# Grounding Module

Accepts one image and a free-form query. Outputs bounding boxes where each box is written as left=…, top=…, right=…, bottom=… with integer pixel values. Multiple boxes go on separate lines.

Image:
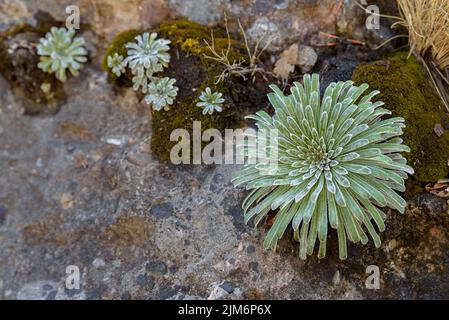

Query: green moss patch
left=352, top=52, right=449, bottom=183
left=104, top=19, right=267, bottom=161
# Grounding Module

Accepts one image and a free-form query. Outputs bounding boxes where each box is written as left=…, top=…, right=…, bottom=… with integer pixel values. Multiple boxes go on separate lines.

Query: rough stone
left=150, top=203, right=174, bottom=219
left=146, top=260, right=168, bottom=275
left=337, top=0, right=401, bottom=49
left=158, top=284, right=176, bottom=299
left=2, top=62, right=448, bottom=298
left=246, top=245, right=255, bottom=255
left=207, top=283, right=229, bottom=300
left=297, top=45, right=318, bottom=73
left=165, top=0, right=221, bottom=26
left=248, top=262, right=259, bottom=273
left=92, top=258, right=106, bottom=268
left=46, top=290, right=57, bottom=300
left=0, top=205, right=7, bottom=225
left=136, top=273, right=155, bottom=289
left=219, top=281, right=234, bottom=294
left=0, top=0, right=170, bottom=41
left=0, top=0, right=398, bottom=52
left=0, top=1, right=448, bottom=301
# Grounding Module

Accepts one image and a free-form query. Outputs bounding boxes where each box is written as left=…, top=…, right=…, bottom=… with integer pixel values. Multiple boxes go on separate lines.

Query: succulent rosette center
left=232, top=73, right=414, bottom=260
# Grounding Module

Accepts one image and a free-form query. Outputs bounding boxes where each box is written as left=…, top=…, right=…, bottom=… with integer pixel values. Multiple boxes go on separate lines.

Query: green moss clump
left=352, top=52, right=449, bottom=183
left=103, top=19, right=250, bottom=161
left=151, top=19, right=249, bottom=161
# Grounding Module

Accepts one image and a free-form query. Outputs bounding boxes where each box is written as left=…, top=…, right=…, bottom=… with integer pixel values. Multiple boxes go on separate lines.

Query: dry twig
left=203, top=14, right=275, bottom=84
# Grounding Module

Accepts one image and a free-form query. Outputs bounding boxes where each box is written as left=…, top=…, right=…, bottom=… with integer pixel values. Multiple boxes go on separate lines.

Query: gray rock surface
left=1, top=63, right=449, bottom=299
left=1, top=0, right=449, bottom=301
left=1, top=0, right=399, bottom=49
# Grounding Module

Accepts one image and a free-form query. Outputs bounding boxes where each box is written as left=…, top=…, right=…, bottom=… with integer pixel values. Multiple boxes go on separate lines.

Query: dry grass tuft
left=355, top=0, right=449, bottom=110
left=394, top=0, right=449, bottom=110
left=394, top=0, right=449, bottom=71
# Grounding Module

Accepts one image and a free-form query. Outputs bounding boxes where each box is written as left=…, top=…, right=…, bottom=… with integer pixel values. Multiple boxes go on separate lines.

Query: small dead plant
left=203, top=15, right=275, bottom=84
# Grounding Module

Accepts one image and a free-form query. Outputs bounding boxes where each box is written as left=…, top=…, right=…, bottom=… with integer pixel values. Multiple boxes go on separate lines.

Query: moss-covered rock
left=103, top=19, right=267, bottom=161
left=352, top=52, right=449, bottom=183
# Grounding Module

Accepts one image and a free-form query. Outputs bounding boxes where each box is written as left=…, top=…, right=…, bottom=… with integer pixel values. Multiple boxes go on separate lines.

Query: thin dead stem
left=203, top=14, right=275, bottom=84
left=371, top=34, right=409, bottom=50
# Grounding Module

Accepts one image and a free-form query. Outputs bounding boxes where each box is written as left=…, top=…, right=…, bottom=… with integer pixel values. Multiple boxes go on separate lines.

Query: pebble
left=105, top=136, right=128, bottom=147
left=332, top=270, right=341, bottom=286
left=246, top=245, right=256, bottom=254
left=146, top=260, right=168, bottom=275
left=150, top=202, right=174, bottom=219
left=207, top=285, right=228, bottom=300
left=136, top=274, right=155, bottom=289
left=92, top=258, right=106, bottom=268
left=297, top=45, right=318, bottom=73
left=219, top=281, right=234, bottom=294
left=46, top=290, right=58, bottom=300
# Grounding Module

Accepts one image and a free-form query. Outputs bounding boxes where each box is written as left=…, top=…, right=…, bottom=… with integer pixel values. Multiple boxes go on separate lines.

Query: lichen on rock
left=352, top=52, right=449, bottom=183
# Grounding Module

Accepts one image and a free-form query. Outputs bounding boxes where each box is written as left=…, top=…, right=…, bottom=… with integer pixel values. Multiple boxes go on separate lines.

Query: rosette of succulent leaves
left=124, top=32, right=171, bottom=93
left=144, top=77, right=178, bottom=111
left=196, top=87, right=225, bottom=115
left=37, top=27, right=88, bottom=82
left=232, top=74, right=414, bottom=260
left=107, top=53, right=126, bottom=77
